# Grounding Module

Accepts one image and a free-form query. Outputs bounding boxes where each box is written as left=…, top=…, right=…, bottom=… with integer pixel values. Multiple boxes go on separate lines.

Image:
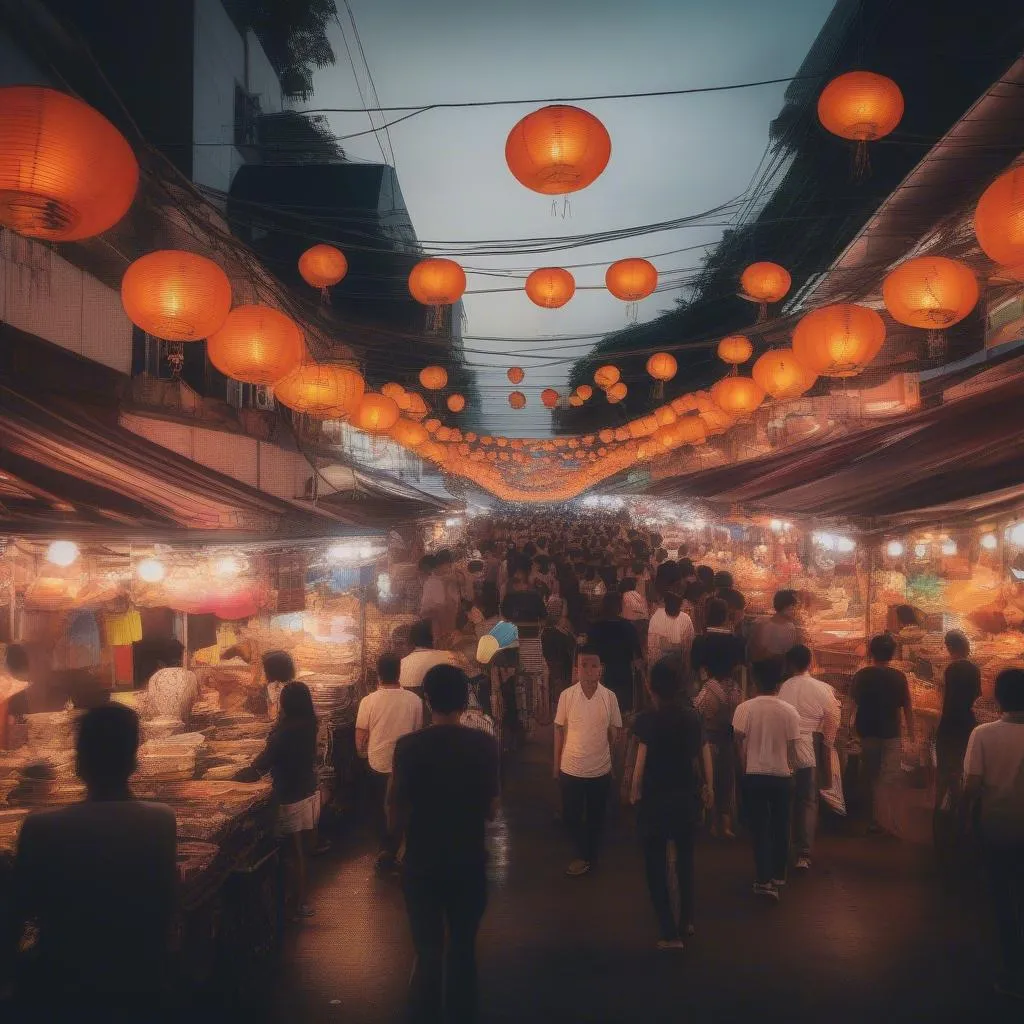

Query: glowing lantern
left=419, top=366, right=449, bottom=391
left=599, top=428, right=615, bottom=444
left=675, top=417, right=707, bottom=445
left=298, top=244, right=348, bottom=298
left=436, top=426, right=452, bottom=442
left=740, top=262, right=791, bottom=320
left=646, top=352, right=677, bottom=382
left=975, top=167, right=1024, bottom=278
left=614, top=426, right=630, bottom=442
left=575, top=384, right=593, bottom=401
left=274, top=363, right=366, bottom=419
left=408, top=259, right=466, bottom=305
left=594, top=365, right=621, bottom=390
left=390, top=418, right=428, bottom=448
left=525, top=267, right=576, bottom=308
left=717, top=335, right=754, bottom=365
left=654, top=405, right=677, bottom=427
left=752, top=349, right=817, bottom=401
left=353, top=393, right=400, bottom=433
left=817, top=71, right=903, bottom=176
left=504, top=104, right=611, bottom=195
left=424, top=418, right=441, bottom=435
left=509, top=391, right=527, bottom=410
left=0, top=86, right=138, bottom=241
left=207, top=305, right=304, bottom=385
left=606, top=259, right=658, bottom=302
left=541, top=388, right=560, bottom=409
left=507, top=367, right=525, bottom=384
left=465, top=432, right=478, bottom=443
left=882, top=256, right=979, bottom=329
left=447, top=393, right=466, bottom=413
left=670, top=393, right=699, bottom=415
left=406, top=392, right=428, bottom=421
left=792, top=303, right=886, bottom=378
left=710, top=375, right=765, bottom=419
left=381, top=383, right=410, bottom=410
left=607, top=382, right=628, bottom=403
left=569, top=394, right=584, bottom=407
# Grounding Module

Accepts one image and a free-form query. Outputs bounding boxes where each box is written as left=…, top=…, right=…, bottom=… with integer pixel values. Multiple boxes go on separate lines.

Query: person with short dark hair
left=647, top=591, right=695, bottom=669
left=850, top=633, right=913, bottom=836
left=691, top=598, right=745, bottom=682
left=6, top=705, right=177, bottom=1014
left=400, top=619, right=456, bottom=690
left=962, top=668, right=1024, bottom=998
left=591, top=591, right=645, bottom=712
left=732, top=658, right=800, bottom=900
left=356, top=653, right=424, bottom=871
left=748, top=590, right=802, bottom=661
left=389, top=664, right=499, bottom=1024
left=935, top=630, right=981, bottom=821
left=630, top=659, right=707, bottom=949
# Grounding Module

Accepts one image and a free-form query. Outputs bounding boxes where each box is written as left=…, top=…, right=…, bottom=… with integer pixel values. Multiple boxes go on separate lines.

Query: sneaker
left=565, top=859, right=591, bottom=877
left=656, top=938, right=686, bottom=951
left=795, top=857, right=811, bottom=871
left=752, top=882, right=779, bottom=901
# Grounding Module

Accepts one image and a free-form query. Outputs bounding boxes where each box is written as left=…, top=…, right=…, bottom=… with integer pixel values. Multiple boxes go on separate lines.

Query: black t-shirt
left=850, top=665, right=911, bottom=740
left=541, top=625, right=575, bottom=681
left=691, top=630, right=745, bottom=680
left=392, top=724, right=500, bottom=874
left=251, top=718, right=318, bottom=804
left=633, top=702, right=703, bottom=832
left=501, top=589, right=546, bottom=623
left=591, top=618, right=642, bottom=679
left=938, top=659, right=981, bottom=739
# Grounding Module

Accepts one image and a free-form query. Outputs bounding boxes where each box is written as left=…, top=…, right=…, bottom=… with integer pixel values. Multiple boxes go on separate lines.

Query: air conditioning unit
left=254, top=385, right=275, bottom=411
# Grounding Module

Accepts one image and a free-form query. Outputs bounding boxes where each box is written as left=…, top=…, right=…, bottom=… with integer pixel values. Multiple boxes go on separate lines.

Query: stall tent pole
left=865, top=520, right=876, bottom=642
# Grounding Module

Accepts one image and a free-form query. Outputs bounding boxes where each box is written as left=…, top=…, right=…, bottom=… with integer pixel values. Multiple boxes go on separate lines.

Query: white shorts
left=276, top=792, right=321, bottom=836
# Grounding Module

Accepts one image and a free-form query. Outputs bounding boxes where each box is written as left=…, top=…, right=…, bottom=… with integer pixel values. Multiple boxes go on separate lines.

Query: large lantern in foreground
left=0, top=86, right=139, bottom=241
left=207, top=305, right=305, bottom=385
left=274, top=363, right=365, bottom=419
left=882, top=256, right=979, bottom=329
left=606, top=258, right=658, bottom=302
left=710, top=375, right=765, bottom=419
left=752, top=349, right=817, bottom=401
left=740, top=262, right=791, bottom=320
left=505, top=105, right=611, bottom=195
left=525, top=267, right=576, bottom=308
left=419, top=365, right=448, bottom=391
left=121, top=250, right=231, bottom=341
left=975, top=167, right=1024, bottom=278
left=817, top=71, right=903, bottom=176
left=352, top=392, right=400, bottom=433
left=408, top=258, right=466, bottom=305
left=792, top=303, right=885, bottom=378
left=299, top=244, right=348, bottom=296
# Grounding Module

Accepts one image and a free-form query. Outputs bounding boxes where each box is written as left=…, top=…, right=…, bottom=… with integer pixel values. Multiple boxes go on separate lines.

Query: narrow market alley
left=273, top=734, right=1017, bottom=1024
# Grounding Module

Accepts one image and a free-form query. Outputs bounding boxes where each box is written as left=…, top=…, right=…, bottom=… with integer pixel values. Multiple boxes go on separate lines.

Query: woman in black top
left=591, top=591, right=644, bottom=713
left=935, top=630, right=981, bottom=814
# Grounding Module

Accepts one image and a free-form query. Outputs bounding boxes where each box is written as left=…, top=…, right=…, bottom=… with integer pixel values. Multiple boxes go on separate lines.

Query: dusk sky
left=308, top=0, right=835, bottom=434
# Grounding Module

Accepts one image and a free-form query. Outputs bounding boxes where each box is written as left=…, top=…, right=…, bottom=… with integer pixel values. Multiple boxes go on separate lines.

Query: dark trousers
left=403, top=868, right=488, bottom=1024
left=743, top=774, right=793, bottom=884
left=560, top=772, right=611, bottom=863
left=984, top=843, right=1024, bottom=980
left=793, top=766, right=818, bottom=858
left=369, top=768, right=399, bottom=859
left=641, top=826, right=695, bottom=941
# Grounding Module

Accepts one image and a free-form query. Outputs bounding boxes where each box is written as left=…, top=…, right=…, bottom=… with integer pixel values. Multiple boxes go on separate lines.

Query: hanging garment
left=103, top=610, right=143, bottom=647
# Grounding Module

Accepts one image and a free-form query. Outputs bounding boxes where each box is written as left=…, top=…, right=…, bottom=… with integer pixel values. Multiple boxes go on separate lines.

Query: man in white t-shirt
left=962, top=667, right=1024, bottom=998
left=779, top=644, right=841, bottom=871
left=357, top=652, right=424, bottom=871
left=553, top=642, right=623, bottom=877
left=646, top=592, right=694, bottom=665
left=733, top=657, right=800, bottom=900
left=400, top=620, right=456, bottom=691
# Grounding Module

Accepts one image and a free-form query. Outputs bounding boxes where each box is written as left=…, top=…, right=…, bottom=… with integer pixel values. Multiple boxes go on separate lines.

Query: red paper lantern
left=541, top=388, right=560, bottom=409
left=505, top=105, right=611, bottom=195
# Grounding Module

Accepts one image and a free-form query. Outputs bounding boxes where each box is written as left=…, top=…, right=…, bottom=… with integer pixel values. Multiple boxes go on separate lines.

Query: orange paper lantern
left=882, top=256, right=979, bottom=329
left=710, top=375, right=765, bottom=418
left=409, top=259, right=466, bottom=305
left=207, top=305, right=305, bottom=385
left=607, top=382, right=628, bottom=403
left=569, top=394, right=584, bottom=407
left=541, top=388, right=560, bottom=409
left=274, top=363, right=365, bottom=419
left=740, top=262, right=791, bottom=319
left=507, top=367, right=525, bottom=384
left=525, top=267, right=576, bottom=308
left=298, top=244, right=348, bottom=289
left=508, top=391, right=527, bottom=410
left=975, top=167, right=1024, bottom=277
left=121, top=250, right=231, bottom=341
left=575, top=384, right=593, bottom=401
left=447, top=393, right=466, bottom=413
left=752, top=349, right=817, bottom=401
left=792, top=303, right=886, bottom=378
left=646, top=352, right=678, bottom=382
left=390, top=418, right=429, bottom=448
left=818, top=71, right=904, bottom=142
left=406, top=392, right=428, bottom=421
left=606, top=258, right=658, bottom=302
left=353, top=393, right=400, bottom=433
left=717, top=335, right=754, bottom=365
left=594, top=365, right=621, bottom=389
left=419, top=366, right=449, bottom=391
left=381, top=382, right=409, bottom=408
left=0, top=86, right=138, bottom=241
left=505, top=105, right=611, bottom=195
left=599, top=428, right=615, bottom=444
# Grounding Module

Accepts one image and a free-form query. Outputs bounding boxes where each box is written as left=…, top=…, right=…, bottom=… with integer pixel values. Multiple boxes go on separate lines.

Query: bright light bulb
left=980, top=534, right=998, bottom=551
left=770, top=519, right=783, bottom=533
left=137, top=558, right=166, bottom=583
left=836, top=537, right=856, bottom=553
left=445, top=517, right=462, bottom=528
left=46, top=540, right=79, bottom=567
left=1009, top=523, right=1024, bottom=547
left=941, top=539, right=957, bottom=556
left=886, top=540, right=904, bottom=558
left=914, top=542, right=929, bottom=559
left=213, top=556, right=241, bottom=578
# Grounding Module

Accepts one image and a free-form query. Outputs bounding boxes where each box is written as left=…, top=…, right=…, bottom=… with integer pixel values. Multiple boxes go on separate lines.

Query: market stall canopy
left=648, top=360, right=1024, bottom=530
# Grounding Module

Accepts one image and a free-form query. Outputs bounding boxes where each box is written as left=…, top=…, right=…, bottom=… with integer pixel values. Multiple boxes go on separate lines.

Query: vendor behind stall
left=143, top=639, right=198, bottom=729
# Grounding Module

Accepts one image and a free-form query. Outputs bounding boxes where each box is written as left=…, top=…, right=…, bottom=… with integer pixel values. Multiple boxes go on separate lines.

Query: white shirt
left=733, top=695, right=801, bottom=777
left=420, top=576, right=447, bottom=618
left=554, top=683, right=623, bottom=779
left=622, top=590, right=648, bottom=621
left=964, top=718, right=1024, bottom=843
left=399, top=649, right=456, bottom=689
left=647, top=609, right=695, bottom=663
left=778, top=672, right=842, bottom=769
left=356, top=686, right=424, bottom=773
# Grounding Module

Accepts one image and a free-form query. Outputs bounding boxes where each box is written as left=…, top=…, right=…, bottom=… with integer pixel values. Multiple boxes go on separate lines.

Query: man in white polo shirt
left=357, top=652, right=424, bottom=871
left=553, top=640, right=623, bottom=877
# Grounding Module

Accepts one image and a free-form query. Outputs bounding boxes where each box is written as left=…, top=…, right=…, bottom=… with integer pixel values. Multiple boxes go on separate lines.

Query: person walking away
left=733, top=658, right=800, bottom=900
left=647, top=592, right=695, bottom=670
left=748, top=590, right=802, bottom=662
left=500, top=568, right=546, bottom=636
left=389, top=664, right=500, bottom=1024
left=356, top=653, right=424, bottom=872
left=554, top=641, right=623, bottom=876
left=591, top=591, right=645, bottom=713
left=4, top=704, right=176, bottom=1019
left=541, top=597, right=576, bottom=710
left=621, top=576, right=650, bottom=658
left=400, top=620, right=457, bottom=693
left=630, top=660, right=708, bottom=950
left=961, top=668, right=1024, bottom=999
left=849, top=633, right=913, bottom=836
left=935, top=630, right=981, bottom=826
left=778, top=644, right=841, bottom=870
left=691, top=599, right=745, bottom=684
left=242, top=670, right=319, bottom=918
